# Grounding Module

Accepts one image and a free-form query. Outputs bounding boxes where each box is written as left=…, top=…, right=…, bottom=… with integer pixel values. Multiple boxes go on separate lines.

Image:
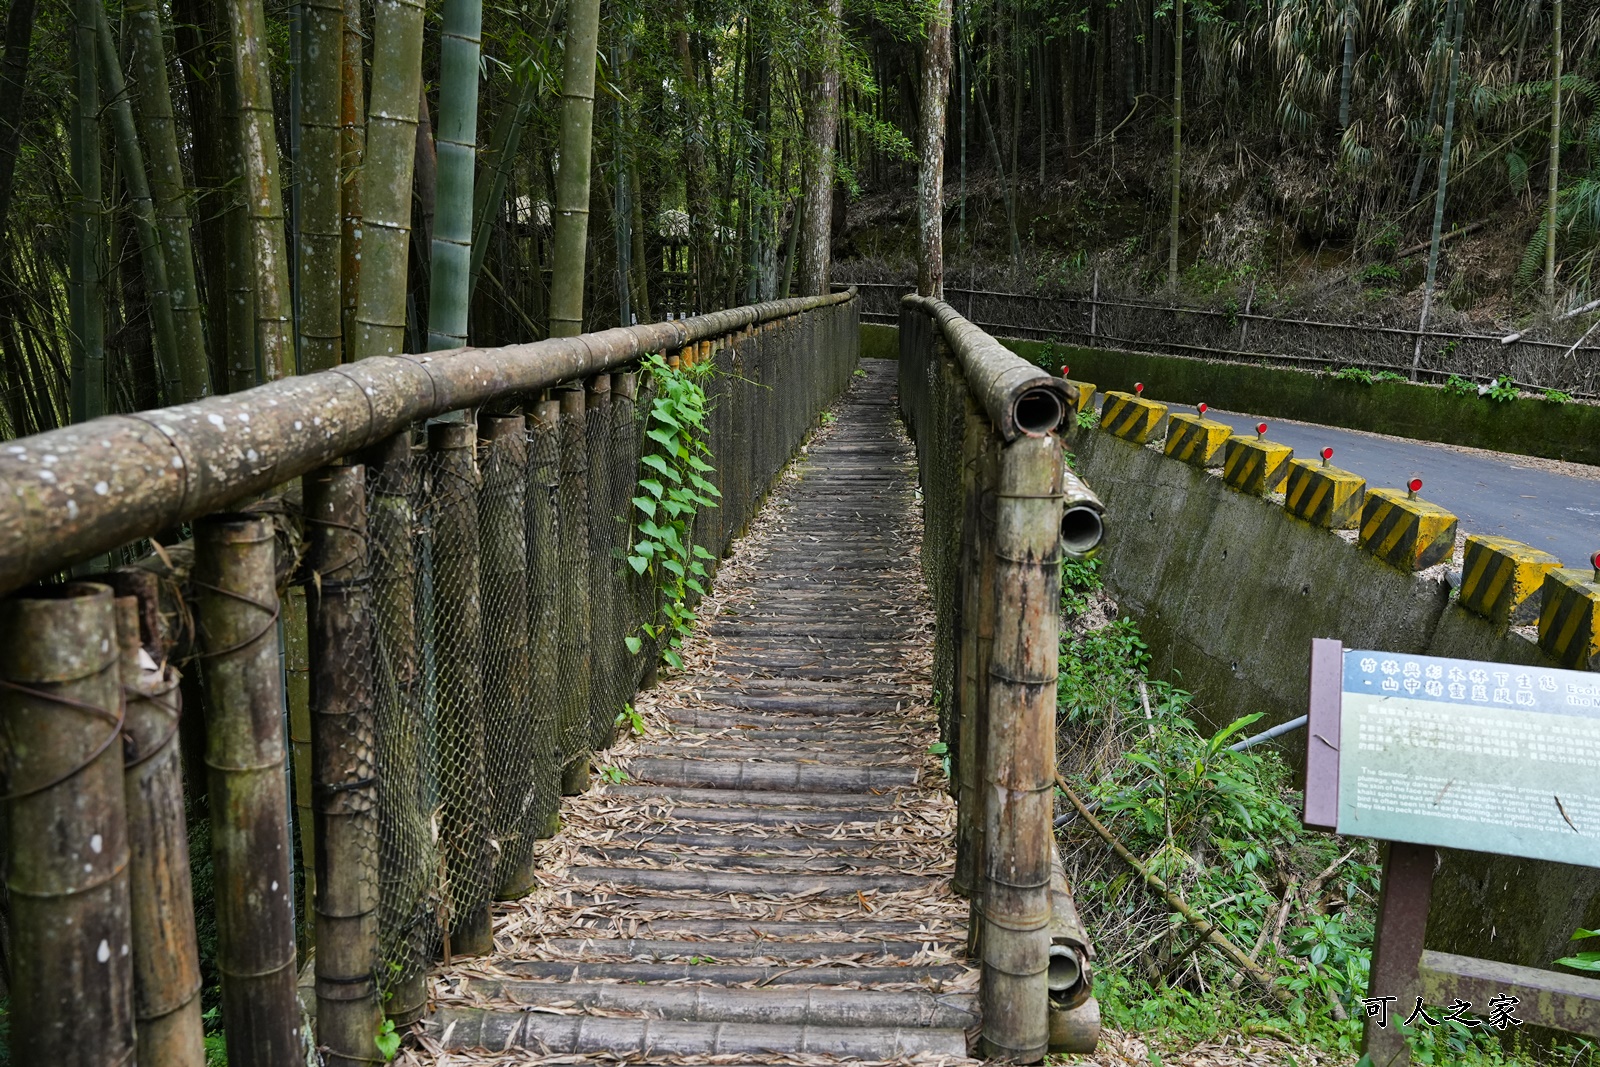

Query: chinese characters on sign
left=1337, top=650, right=1600, bottom=868
left=1360, top=995, right=1524, bottom=1032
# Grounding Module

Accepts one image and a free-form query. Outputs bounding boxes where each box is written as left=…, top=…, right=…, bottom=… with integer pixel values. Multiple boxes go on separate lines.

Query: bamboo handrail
left=0, top=290, right=854, bottom=597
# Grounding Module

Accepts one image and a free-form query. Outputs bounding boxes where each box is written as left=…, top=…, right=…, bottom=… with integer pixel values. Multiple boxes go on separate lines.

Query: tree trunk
left=428, top=0, right=482, bottom=350
left=353, top=0, right=425, bottom=358
left=1544, top=0, right=1561, bottom=301
left=69, top=0, right=105, bottom=422
left=298, top=0, right=343, bottom=371
left=548, top=0, right=602, bottom=337
left=798, top=0, right=842, bottom=297
left=917, top=0, right=952, bottom=298
left=228, top=0, right=294, bottom=380
left=1167, top=0, right=1183, bottom=292
left=1409, top=0, right=1465, bottom=380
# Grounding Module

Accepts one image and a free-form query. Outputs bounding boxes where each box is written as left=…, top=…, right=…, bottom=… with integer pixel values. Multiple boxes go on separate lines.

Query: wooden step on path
left=414, top=362, right=981, bottom=1064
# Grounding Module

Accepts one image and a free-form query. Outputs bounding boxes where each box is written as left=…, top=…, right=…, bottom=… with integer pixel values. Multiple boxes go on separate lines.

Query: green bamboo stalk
left=1167, top=0, right=1183, bottom=292
left=304, top=464, right=384, bottom=1067
left=227, top=0, right=294, bottom=380
left=469, top=72, right=538, bottom=306
left=427, top=0, right=483, bottom=350
left=96, top=7, right=180, bottom=405
left=339, top=0, right=365, bottom=361
left=69, top=0, right=105, bottom=422
left=354, top=0, right=426, bottom=357
left=223, top=46, right=256, bottom=394
left=548, top=0, right=602, bottom=337
left=114, top=588, right=205, bottom=1067
left=299, top=0, right=344, bottom=371
left=283, top=584, right=316, bottom=951
left=0, top=582, right=135, bottom=1064
left=1409, top=0, right=1464, bottom=380
left=195, top=515, right=303, bottom=1064
left=122, top=0, right=211, bottom=401
left=427, top=422, right=495, bottom=957
left=1545, top=0, right=1562, bottom=302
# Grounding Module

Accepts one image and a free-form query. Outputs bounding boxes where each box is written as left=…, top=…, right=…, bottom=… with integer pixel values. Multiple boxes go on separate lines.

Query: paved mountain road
left=1185, top=407, right=1599, bottom=567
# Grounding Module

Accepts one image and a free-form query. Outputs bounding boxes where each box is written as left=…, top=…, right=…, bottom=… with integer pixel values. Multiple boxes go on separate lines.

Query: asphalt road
left=1178, top=408, right=1600, bottom=568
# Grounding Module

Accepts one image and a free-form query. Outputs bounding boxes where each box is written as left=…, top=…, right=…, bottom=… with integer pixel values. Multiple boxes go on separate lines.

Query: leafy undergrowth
left=1053, top=554, right=1592, bottom=1067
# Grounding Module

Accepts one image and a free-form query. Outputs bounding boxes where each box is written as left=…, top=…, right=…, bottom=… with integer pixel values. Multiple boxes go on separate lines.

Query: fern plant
left=625, top=351, right=721, bottom=671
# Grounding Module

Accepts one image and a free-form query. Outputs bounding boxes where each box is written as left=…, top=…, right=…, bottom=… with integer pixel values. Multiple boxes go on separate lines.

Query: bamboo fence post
left=585, top=373, right=617, bottom=751
left=284, top=583, right=316, bottom=951
left=953, top=393, right=991, bottom=899
left=362, top=431, right=431, bottom=1023
left=527, top=398, right=565, bottom=836
left=115, top=588, right=206, bottom=1066
left=0, top=582, right=134, bottom=1065
left=428, top=421, right=495, bottom=958
left=979, top=433, right=1063, bottom=1063
left=559, top=386, right=594, bottom=794
left=304, top=464, right=385, bottom=1066
left=479, top=413, right=538, bottom=898
left=194, top=514, right=302, bottom=1063
left=613, top=370, right=644, bottom=690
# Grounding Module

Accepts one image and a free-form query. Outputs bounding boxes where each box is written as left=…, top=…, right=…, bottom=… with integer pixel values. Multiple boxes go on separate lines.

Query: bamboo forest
left=3, top=0, right=1600, bottom=1065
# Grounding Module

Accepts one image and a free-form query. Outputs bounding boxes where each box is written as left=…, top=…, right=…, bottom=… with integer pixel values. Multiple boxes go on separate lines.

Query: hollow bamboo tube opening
left=115, top=590, right=205, bottom=1067
left=0, top=581, right=135, bottom=1066
left=305, top=464, right=385, bottom=1066
left=194, top=514, right=303, bottom=1064
left=426, top=422, right=495, bottom=959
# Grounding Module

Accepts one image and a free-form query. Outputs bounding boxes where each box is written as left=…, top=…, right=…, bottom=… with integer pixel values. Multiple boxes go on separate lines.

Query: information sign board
left=1333, top=648, right=1600, bottom=867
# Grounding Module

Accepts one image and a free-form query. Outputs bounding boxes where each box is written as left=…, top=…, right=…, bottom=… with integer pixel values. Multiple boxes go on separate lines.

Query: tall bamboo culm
left=339, top=0, right=365, bottom=360
left=427, top=0, right=483, bottom=349
left=113, top=581, right=206, bottom=1067
left=305, top=464, right=385, bottom=1066
left=299, top=0, right=344, bottom=371
left=0, top=583, right=134, bottom=1065
left=69, top=0, right=104, bottom=422
left=195, top=515, right=302, bottom=1063
left=124, top=0, right=211, bottom=400
left=548, top=0, right=603, bottom=337
left=354, top=0, right=425, bottom=358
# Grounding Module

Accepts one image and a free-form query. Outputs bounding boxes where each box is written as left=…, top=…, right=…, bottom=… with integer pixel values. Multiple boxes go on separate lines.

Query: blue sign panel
left=1337, top=649, right=1600, bottom=867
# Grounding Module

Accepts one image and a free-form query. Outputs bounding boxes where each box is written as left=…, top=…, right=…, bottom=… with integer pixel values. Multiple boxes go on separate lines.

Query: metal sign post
left=1305, top=638, right=1600, bottom=1065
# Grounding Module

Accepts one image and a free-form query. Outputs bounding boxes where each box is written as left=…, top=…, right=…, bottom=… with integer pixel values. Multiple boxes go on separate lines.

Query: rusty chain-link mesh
left=280, top=300, right=860, bottom=1010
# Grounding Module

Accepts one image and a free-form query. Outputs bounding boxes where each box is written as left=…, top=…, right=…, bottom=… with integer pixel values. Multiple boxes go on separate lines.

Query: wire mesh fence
left=0, top=293, right=859, bottom=1061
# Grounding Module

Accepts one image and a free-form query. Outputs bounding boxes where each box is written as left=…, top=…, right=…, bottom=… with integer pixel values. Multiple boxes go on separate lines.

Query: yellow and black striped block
left=1164, top=413, right=1233, bottom=467
left=1222, top=438, right=1293, bottom=496
left=1358, top=487, right=1457, bottom=572
left=1099, top=391, right=1167, bottom=444
left=1065, top=378, right=1097, bottom=413
left=1538, top=569, right=1600, bottom=670
left=1458, top=534, right=1562, bottom=626
left=1283, top=459, right=1365, bottom=529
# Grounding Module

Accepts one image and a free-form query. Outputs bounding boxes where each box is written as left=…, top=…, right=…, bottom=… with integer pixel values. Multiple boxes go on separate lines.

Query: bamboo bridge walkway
left=415, top=360, right=979, bottom=1062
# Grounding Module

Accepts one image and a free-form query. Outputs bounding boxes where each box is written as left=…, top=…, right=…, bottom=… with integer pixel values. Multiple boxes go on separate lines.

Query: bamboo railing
left=899, top=294, right=1104, bottom=1061
left=0, top=291, right=858, bottom=1065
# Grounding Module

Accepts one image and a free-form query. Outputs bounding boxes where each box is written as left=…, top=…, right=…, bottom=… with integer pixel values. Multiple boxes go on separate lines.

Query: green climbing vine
left=625, top=351, right=720, bottom=671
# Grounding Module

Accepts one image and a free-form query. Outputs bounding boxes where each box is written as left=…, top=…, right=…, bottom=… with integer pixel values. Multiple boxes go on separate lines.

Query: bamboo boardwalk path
left=412, top=360, right=980, bottom=1064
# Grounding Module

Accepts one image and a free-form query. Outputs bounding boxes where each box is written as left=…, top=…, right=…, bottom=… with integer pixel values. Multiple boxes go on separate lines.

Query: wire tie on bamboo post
left=0, top=673, right=127, bottom=801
